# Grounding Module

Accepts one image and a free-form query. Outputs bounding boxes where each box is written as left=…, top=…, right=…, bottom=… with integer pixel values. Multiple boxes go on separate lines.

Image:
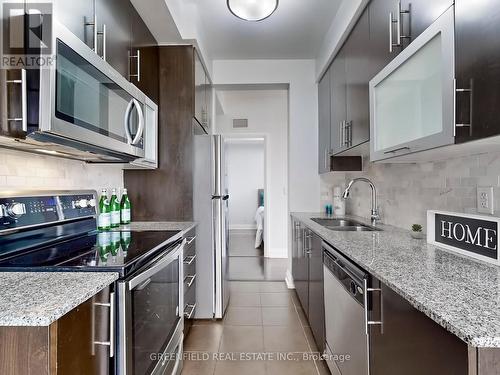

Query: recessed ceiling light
left=227, top=0, right=278, bottom=22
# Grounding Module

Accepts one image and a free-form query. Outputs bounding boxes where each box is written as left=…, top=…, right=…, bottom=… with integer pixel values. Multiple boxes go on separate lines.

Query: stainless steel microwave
left=0, top=18, right=154, bottom=162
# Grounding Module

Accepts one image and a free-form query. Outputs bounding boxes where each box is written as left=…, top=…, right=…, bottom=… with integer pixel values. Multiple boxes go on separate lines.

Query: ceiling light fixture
left=227, top=0, right=279, bottom=21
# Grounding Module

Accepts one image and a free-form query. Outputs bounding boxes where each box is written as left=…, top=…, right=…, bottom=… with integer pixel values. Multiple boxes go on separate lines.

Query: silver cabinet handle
left=93, top=291, right=115, bottom=358
left=339, top=121, right=345, bottom=148
left=97, top=24, right=106, bottom=60
left=186, top=236, right=196, bottom=245
left=6, top=69, right=27, bottom=132
left=390, top=2, right=411, bottom=52
left=184, top=274, right=196, bottom=288
left=383, top=146, right=410, bottom=154
left=84, top=0, right=97, bottom=52
left=363, top=279, right=383, bottom=335
left=184, top=303, right=196, bottom=319
left=183, top=254, right=196, bottom=265
left=128, top=49, right=141, bottom=82
left=455, top=78, right=474, bottom=136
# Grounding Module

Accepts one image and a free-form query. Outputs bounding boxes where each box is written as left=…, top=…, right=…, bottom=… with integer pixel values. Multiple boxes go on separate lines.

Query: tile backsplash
left=0, top=149, right=123, bottom=193
left=321, top=151, right=500, bottom=231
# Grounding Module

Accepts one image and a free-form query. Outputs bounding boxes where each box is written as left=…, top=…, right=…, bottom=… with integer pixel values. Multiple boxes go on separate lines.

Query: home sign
left=427, top=210, right=499, bottom=265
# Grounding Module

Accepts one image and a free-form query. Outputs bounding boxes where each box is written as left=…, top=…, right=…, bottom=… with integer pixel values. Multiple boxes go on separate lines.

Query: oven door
left=118, top=240, right=185, bottom=375
left=37, top=21, right=146, bottom=159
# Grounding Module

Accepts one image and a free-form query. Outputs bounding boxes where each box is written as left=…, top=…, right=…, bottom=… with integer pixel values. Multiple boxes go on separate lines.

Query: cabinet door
left=292, top=222, right=308, bottom=314
left=455, top=0, right=500, bottom=143
left=96, top=0, right=131, bottom=78
left=368, top=0, right=401, bottom=73
left=330, top=48, right=347, bottom=155
left=54, top=287, right=112, bottom=375
left=401, top=0, right=453, bottom=43
left=318, top=70, right=331, bottom=173
left=345, top=9, right=370, bottom=149
left=369, top=280, right=468, bottom=375
left=129, top=5, right=158, bottom=103
left=53, top=0, right=94, bottom=49
left=307, top=231, right=324, bottom=352
left=194, top=51, right=205, bottom=127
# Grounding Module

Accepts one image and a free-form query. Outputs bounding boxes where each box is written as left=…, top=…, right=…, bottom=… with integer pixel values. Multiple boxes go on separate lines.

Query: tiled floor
left=228, top=231, right=288, bottom=281
left=181, top=281, right=330, bottom=375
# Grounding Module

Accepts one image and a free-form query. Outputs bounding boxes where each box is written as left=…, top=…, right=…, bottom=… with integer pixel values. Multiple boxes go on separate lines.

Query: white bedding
left=254, top=206, right=265, bottom=248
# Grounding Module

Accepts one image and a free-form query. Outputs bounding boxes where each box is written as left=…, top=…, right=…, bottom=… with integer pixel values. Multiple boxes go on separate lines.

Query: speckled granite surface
left=292, top=212, right=500, bottom=348
left=126, top=221, right=196, bottom=233
left=0, top=272, right=118, bottom=326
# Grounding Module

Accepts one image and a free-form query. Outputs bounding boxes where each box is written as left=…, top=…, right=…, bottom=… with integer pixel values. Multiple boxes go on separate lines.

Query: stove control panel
left=0, top=191, right=97, bottom=233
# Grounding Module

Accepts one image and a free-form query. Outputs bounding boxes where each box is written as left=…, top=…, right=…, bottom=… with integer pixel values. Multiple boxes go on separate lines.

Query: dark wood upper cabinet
left=95, top=0, right=132, bottom=78
left=194, top=51, right=211, bottom=132
left=330, top=47, right=347, bottom=155
left=368, top=0, right=401, bottom=76
left=345, top=9, right=370, bottom=150
left=400, top=0, right=454, bottom=43
left=129, top=5, right=158, bottom=103
left=455, top=0, right=500, bottom=143
left=53, top=0, right=95, bottom=49
left=318, top=70, right=331, bottom=174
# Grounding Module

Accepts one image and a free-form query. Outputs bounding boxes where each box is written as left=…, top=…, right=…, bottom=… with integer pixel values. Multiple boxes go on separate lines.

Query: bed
left=255, top=189, right=264, bottom=248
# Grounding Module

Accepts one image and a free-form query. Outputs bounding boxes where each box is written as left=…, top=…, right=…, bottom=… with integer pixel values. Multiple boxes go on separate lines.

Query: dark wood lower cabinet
left=0, top=287, right=112, bottom=375
left=369, top=279, right=468, bottom=375
left=291, top=221, right=325, bottom=352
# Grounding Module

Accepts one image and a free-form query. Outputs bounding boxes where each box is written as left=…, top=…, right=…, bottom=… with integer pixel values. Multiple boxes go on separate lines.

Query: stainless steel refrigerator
left=193, top=134, right=230, bottom=319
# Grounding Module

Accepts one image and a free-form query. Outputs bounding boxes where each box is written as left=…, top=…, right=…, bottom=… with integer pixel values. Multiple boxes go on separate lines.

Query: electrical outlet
left=477, top=186, right=494, bottom=214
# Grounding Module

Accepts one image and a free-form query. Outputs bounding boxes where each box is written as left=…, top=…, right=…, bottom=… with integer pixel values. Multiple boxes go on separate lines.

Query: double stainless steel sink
left=311, top=218, right=382, bottom=232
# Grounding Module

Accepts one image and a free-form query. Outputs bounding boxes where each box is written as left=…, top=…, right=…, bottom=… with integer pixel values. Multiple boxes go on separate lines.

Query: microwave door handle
left=131, top=98, right=144, bottom=145
left=124, top=99, right=134, bottom=144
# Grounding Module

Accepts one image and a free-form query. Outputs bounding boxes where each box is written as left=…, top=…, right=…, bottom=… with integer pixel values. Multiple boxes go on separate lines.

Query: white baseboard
left=285, top=269, right=295, bottom=289
left=265, top=247, right=287, bottom=258
left=229, top=224, right=257, bottom=230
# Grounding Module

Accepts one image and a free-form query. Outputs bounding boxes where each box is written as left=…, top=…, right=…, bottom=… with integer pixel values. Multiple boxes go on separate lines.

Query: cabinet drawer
left=184, top=273, right=196, bottom=295
left=184, top=277, right=196, bottom=303
left=183, top=255, right=196, bottom=277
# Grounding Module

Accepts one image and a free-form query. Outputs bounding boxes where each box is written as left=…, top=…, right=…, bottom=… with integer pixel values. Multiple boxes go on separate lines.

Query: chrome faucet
left=342, top=177, right=380, bottom=225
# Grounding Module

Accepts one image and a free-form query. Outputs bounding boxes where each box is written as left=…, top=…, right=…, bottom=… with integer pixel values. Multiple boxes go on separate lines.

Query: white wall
left=212, top=59, right=320, bottom=273
left=216, top=89, right=289, bottom=258
left=0, top=149, right=123, bottom=193
left=226, top=140, right=264, bottom=230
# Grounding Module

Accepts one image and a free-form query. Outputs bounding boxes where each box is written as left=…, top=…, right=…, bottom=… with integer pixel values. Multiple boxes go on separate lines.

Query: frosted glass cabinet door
left=369, top=6, right=455, bottom=162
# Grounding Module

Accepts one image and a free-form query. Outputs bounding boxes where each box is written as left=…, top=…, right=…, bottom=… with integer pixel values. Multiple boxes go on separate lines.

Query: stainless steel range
left=0, top=190, right=185, bottom=375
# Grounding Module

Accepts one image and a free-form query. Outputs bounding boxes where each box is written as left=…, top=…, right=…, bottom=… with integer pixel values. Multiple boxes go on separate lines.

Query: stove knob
left=7, top=202, right=26, bottom=218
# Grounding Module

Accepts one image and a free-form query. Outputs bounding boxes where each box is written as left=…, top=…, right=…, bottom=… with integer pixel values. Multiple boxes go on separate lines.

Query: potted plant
left=410, top=224, right=425, bottom=239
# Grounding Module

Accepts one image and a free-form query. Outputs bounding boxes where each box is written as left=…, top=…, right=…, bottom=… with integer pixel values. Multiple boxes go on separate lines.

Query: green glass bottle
left=98, top=189, right=111, bottom=231
left=120, top=188, right=131, bottom=225
left=110, top=188, right=121, bottom=228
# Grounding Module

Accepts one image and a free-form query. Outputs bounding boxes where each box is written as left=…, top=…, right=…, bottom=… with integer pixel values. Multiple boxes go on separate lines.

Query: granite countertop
left=292, top=212, right=500, bottom=348
left=126, top=221, right=196, bottom=233
left=0, top=272, right=118, bottom=326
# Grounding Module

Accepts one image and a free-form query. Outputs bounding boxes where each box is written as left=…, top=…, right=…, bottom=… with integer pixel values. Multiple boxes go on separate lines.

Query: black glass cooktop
left=0, top=230, right=182, bottom=277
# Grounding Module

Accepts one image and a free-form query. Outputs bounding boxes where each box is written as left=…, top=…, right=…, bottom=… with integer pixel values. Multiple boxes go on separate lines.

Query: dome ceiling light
left=227, top=0, right=279, bottom=22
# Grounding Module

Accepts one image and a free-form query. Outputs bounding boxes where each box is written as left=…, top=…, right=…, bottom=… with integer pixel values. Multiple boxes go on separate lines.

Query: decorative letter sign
left=427, top=211, right=500, bottom=265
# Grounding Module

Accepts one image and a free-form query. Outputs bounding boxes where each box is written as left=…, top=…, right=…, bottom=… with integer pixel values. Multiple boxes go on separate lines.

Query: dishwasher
left=323, top=241, right=377, bottom=375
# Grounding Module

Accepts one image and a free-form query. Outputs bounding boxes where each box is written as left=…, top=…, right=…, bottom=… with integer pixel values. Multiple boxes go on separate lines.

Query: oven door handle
left=128, top=241, right=184, bottom=290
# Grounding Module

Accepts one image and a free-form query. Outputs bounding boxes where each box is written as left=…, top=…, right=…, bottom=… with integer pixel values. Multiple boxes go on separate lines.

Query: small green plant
left=412, top=224, right=423, bottom=233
